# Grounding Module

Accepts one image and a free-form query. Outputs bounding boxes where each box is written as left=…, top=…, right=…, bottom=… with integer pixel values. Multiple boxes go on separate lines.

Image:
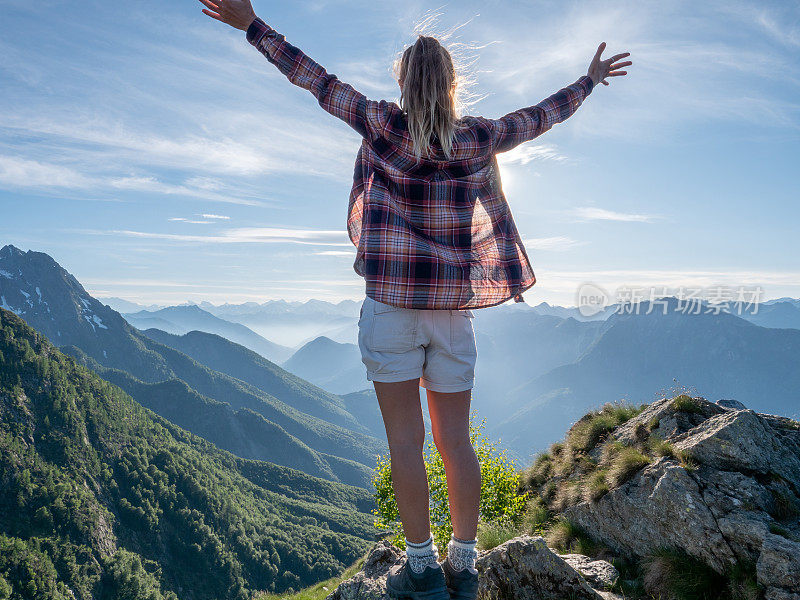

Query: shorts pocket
left=370, top=307, right=417, bottom=352
left=450, top=310, right=476, bottom=355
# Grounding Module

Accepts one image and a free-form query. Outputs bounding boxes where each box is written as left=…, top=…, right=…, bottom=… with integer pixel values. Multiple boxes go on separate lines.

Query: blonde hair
left=395, top=36, right=459, bottom=161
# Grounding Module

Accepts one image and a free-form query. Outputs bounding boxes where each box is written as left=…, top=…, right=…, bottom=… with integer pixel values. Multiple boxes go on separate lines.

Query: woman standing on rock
left=199, top=1, right=630, bottom=598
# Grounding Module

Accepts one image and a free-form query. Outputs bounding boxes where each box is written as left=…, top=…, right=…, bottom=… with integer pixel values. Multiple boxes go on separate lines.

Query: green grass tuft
left=545, top=517, right=601, bottom=556
left=643, top=548, right=724, bottom=600
left=476, top=517, right=519, bottom=551
left=676, top=448, right=699, bottom=472
left=607, top=447, right=651, bottom=487
left=568, top=401, right=647, bottom=454
left=671, top=394, right=705, bottom=414
left=768, top=488, right=800, bottom=521
left=768, top=522, right=792, bottom=539
left=648, top=436, right=675, bottom=458
left=520, top=495, right=551, bottom=535
left=583, top=469, right=610, bottom=502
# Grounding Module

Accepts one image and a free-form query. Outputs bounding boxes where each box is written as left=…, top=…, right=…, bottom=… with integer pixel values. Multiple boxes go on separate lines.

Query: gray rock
left=327, top=535, right=604, bottom=600
left=477, top=536, right=602, bottom=599
left=717, top=398, right=747, bottom=410
left=564, top=459, right=737, bottom=572
left=560, top=553, right=619, bottom=589
left=765, top=589, right=800, bottom=600
left=560, top=395, right=800, bottom=594
left=673, top=410, right=800, bottom=490
left=756, top=534, right=800, bottom=593
left=326, top=540, right=401, bottom=600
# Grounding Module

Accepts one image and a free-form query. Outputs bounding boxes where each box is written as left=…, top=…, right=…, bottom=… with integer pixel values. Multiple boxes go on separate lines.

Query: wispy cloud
left=314, top=250, right=356, bottom=256
left=570, top=207, right=661, bottom=223
left=476, top=0, right=800, bottom=140
left=496, top=144, right=567, bottom=165
left=0, top=154, right=268, bottom=205
left=90, top=227, right=353, bottom=247
left=522, top=236, right=585, bottom=251
left=168, top=218, right=213, bottom=224
left=0, top=156, right=91, bottom=189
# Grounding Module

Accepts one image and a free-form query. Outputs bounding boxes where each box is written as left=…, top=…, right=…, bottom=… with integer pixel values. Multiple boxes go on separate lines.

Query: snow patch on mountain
left=1, top=296, right=21, bottom=315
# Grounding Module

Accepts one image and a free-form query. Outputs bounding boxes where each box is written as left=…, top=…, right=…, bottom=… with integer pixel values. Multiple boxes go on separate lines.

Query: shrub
left=371, top=410, right=529, bottom=554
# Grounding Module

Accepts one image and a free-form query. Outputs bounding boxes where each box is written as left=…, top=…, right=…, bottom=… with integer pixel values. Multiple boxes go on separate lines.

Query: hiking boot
left=441, top=556, right=479, bottom=600
left=386, top=558, right=450, bottom=599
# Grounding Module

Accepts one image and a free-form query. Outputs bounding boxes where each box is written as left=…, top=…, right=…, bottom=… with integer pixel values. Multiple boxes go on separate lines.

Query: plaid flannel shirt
left=247, top=17, right=594, bottom=310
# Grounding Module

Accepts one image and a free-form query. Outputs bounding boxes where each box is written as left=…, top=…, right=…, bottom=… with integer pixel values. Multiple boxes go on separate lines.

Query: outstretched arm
left=490, top=43, right=631, bottom=154
left=198, top=0, right=376, bottom=139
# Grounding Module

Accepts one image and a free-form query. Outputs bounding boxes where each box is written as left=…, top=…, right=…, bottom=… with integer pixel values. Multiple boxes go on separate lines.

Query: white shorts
left=357, top=295, right=477, bottom=393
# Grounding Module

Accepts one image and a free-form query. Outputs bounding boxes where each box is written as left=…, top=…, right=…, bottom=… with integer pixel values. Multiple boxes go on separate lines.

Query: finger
left=202, top=8, right=225, bottom=21
left=198, top=0, right=220, bottom=10
left=610, top=52, right=631, bottom=62
left=609, top=60, right=632, bottom=69
left=602, top=80, right=609, bottom=86
left=607, top=71, right=627, bottom=76
left=593, top=42, right=606, bottom=62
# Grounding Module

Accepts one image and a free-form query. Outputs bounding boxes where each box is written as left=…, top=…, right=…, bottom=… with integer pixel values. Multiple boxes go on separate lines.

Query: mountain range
left=122, top=305, right=293, bottom=363
left=487, top=300, right=800, bottom=461
left=0, top=245, right=385, bottom=488
left=4, top=243, right=798, bottom=466
left=0, top=308, right=376, bottom=599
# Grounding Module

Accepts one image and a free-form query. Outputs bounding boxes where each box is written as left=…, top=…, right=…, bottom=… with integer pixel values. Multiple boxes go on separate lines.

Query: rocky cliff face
left=561, top=397, right=800, bottom=599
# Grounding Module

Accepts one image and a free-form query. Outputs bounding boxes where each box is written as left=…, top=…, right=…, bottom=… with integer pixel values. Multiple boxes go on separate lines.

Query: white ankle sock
left=446, top=534, right=478, bottom=575
left=405, top=535, right=439, bottom=574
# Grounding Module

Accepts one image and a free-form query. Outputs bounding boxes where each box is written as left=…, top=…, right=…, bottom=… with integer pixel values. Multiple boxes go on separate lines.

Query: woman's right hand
left=587, top=42, right=632, bottom=87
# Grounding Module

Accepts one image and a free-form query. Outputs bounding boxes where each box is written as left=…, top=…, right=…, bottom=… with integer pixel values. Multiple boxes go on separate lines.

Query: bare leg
left=374, top=378, right=431, bottom=543
left=427, top=388, right=480, bottom=540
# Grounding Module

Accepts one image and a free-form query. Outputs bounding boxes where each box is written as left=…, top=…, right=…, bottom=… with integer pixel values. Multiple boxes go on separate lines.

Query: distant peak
left=1, top=244, right=24, bottom=258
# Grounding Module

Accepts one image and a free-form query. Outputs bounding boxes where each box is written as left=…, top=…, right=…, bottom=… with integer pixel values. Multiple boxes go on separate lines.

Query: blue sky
left=1, top=0, right=798, bottom=306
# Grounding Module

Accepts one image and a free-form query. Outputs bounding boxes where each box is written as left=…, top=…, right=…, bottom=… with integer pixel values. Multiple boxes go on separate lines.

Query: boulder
left=478, top=536, right=601, bottom=599
left=560, top=553, right=619, bottom=589
left=717, top=398, right=747, bottom=410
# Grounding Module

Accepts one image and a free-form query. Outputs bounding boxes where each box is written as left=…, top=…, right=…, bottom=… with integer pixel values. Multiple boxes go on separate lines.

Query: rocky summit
left=326, top=535, right=621, bottom=600
left=328, top=395, right=799, bottom=599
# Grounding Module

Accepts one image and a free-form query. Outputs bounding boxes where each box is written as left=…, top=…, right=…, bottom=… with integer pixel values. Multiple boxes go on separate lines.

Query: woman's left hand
left=587, top=42, right=632, bottom=87
left=198, top=0, right=257, bottom=31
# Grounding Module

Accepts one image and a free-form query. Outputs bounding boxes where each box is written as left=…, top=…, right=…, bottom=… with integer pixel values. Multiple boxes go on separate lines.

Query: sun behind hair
left=395, top=36, right=459, bottom=161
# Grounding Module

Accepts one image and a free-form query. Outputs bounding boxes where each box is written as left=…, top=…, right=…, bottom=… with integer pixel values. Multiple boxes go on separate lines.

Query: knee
left=387, top=430, right=425, bottom=456
left=432, top=431, right=472, bottom=458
